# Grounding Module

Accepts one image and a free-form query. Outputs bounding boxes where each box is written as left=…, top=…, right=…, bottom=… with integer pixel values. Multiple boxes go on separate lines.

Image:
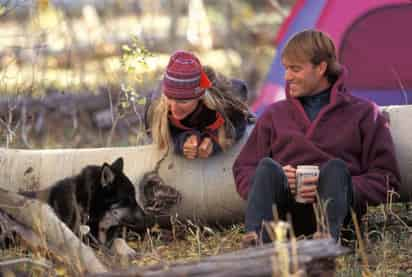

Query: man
left=233, top=30, right=400, bottom=243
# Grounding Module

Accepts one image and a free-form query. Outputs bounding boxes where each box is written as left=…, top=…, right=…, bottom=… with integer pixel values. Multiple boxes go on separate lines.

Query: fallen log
left=0, top=209, right=47, bottom=251
left=0, top=141, right=246, bottom=223
left=0, top=257, right=55, bottom=277
left=0, top=211, right=57, bottom=275
left=381, top=105, right=412, bottom=202
left=0, top=105, right=411, bottom=224
left=88, top=238, right=349, bottom=277
left=0, top=188, right=107, bottom=274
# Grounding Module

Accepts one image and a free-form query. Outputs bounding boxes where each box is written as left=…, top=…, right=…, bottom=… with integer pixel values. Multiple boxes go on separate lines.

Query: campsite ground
left=1, top=204, right=411, bottom=275
left=1, top=1, right=411, bottom=276
left=126, top=204, right=412, bottom=276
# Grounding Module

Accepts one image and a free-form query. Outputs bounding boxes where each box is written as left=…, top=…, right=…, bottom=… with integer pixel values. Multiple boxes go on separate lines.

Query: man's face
left=282, top=57, right=327, bottom=98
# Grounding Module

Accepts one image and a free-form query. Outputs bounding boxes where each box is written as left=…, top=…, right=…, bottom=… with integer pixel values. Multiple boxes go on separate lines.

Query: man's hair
left=281, top=29, right=342, bottom=83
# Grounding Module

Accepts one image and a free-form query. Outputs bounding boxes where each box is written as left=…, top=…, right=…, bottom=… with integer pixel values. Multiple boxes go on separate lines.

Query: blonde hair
left=148, top=66, right=250, bottom=151
left=281, top=29, right=342, bottom=83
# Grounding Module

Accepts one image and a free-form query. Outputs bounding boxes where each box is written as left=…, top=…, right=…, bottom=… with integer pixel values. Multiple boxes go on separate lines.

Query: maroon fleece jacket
left=233, top=71, right=401, bottom=209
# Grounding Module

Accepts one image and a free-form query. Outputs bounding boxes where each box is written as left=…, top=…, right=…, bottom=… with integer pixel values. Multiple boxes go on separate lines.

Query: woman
left=147, top=50, right=252, bottom=159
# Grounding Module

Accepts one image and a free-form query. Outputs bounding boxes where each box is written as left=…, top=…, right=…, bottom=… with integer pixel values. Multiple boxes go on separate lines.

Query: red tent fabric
left=252, top=0, right=412, bottom=115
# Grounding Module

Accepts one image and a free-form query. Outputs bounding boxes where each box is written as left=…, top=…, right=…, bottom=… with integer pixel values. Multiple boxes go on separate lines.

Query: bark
left=0, top=188, right=107, bottom=274
left=89, top=238, right=348, bottom=277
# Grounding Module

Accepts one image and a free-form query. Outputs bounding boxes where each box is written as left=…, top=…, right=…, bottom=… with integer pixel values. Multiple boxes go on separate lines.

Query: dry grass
left=133, top=204, right=412, bottom=275
left=128, top=222, right=244, bottom=267
left=120, top=203, right=412, bottom=276
left=1, top=203, right=411, bottom=276
left=336, top=204, right=412, bottom=276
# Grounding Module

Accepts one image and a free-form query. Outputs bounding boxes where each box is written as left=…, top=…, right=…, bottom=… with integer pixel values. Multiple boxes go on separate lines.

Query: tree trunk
left=89, top=238, right=348, bottom=277
left=0, top=188, right=107, bottom=275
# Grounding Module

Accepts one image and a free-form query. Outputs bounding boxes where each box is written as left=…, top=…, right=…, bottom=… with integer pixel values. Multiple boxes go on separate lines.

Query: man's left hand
left=198, top=137, right=213, bottom=158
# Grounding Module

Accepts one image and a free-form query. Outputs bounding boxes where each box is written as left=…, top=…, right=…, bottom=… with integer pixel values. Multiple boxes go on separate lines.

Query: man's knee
left=321, top=159, right=349, bottom=176
left=251, top=158, right=288, bottom=199
left=256, top=157, right=283, bottom=176
left=319, top=159, right=352, bottom=200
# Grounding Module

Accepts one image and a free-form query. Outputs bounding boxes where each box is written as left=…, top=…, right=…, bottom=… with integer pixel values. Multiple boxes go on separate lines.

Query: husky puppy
left=22, top=157, right=149, bottom=245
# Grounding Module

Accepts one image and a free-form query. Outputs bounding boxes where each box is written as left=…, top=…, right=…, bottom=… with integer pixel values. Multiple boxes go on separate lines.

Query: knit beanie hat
left=163, top=50, right=212, bottom=100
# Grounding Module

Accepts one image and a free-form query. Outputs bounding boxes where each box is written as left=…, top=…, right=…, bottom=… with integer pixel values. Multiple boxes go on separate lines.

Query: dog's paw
left=79, top=225, right=90, bottom=236
left=111, top=238, right=138, bottom=259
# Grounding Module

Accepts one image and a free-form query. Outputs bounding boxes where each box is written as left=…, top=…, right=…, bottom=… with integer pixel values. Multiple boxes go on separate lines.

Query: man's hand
left=283, top=165, right=297, bottom=195
left=298, top=176, right=318, bottom=203
left=198, top=137, right=213, bottom=158
left=183, top=135, right=198, bottom=159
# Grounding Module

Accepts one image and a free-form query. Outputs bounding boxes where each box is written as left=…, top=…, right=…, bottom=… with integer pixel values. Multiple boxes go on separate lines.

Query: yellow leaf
left=137, top=97, right=146, bottom=105
left=38, top=0, right=49, bottom=12
left=361, top=270, right=373, bottom=277
left=55, top=266, right=67, bottom=276
left=0, top=5, right=6, bottom=16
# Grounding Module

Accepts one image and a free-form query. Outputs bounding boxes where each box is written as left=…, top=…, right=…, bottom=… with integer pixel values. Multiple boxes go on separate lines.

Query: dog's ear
left=101, top=164, right=115, bottom=187
left=111, top=157, right=124, bottom=172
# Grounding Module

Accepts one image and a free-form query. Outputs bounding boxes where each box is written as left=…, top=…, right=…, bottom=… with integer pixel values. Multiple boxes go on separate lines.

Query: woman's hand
left=183, top=135, right=198, bottom=159
left=198, top=137, right=213, bottom=158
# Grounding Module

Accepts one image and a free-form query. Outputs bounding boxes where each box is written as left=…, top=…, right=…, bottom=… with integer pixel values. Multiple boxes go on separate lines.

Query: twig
left=351, top=209, right=372, bottom=276
left=106, top=87, right=123, bottom=147
left=20, top=102, right=33, bottom=148
left=267, top=0, right=288, bottom=19
left=391, top=66, right=409, bottom=104
left=0, top=257, right=54, bottom=270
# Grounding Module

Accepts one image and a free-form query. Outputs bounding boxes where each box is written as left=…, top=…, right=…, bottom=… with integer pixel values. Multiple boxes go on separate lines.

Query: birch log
left=381, top=105, right=412, bottom=201
left=0, top=137, right=247, bottom=224
left=0, top=188, right=107, bottom=274
left=0, top=105, right=411, bottom=225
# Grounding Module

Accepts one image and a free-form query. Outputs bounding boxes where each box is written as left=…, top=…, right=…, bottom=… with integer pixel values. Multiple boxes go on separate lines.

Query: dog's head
left=96, top=157, right=153, bottom=242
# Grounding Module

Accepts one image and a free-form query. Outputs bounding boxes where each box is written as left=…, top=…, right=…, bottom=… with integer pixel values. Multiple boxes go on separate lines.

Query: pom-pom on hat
left=163, top=50, right=212, bottom=100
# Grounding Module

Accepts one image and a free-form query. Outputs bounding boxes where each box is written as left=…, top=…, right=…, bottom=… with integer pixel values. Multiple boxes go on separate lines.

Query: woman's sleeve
left=171, top=128, right=200, bottom=155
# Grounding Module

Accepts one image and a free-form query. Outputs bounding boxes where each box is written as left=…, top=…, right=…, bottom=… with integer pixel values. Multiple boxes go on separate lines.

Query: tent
left=252, top=0, right=412, bottom=115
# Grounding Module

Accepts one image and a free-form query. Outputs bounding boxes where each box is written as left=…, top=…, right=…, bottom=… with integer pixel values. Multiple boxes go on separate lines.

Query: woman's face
left=166, top=96, right=200, bottom=120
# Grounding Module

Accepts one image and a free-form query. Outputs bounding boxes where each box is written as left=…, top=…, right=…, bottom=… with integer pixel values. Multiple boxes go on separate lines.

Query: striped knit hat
left=163, top=51, right=212, bottom=100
